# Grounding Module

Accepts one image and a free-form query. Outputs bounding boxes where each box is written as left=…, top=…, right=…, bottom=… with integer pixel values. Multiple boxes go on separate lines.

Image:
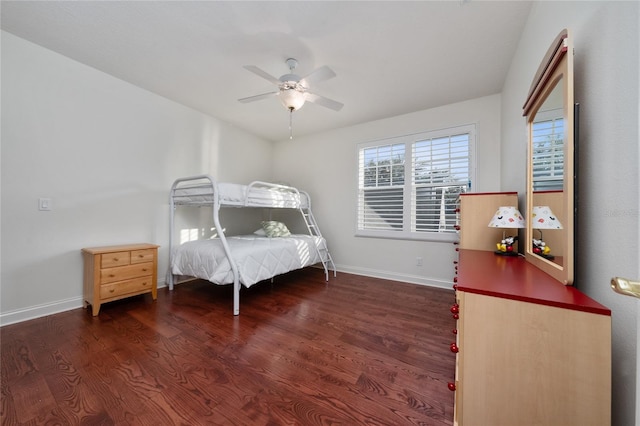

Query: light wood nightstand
left=82, top=243, right=159, bottom=316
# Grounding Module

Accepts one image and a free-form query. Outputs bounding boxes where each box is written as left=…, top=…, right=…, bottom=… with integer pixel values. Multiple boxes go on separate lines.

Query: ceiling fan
left=238, top=58, right=344, bottom=139
left=239, top=58, right=344, bottom=112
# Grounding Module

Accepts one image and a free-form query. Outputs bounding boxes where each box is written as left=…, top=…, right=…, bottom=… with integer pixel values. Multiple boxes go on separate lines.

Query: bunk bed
left=168, top=175, right=336, bottom=315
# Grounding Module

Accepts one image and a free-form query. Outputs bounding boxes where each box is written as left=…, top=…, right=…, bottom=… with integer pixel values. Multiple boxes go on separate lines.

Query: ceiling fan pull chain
left=289, top=108, right=294, bottom=140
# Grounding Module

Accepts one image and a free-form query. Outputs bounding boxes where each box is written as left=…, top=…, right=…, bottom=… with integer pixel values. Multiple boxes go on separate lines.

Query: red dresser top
left=457, top=249, right=611, bottom=316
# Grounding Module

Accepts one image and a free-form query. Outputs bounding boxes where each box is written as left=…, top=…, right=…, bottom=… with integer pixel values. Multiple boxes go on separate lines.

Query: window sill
left=355, top=230, right=459, bottom=243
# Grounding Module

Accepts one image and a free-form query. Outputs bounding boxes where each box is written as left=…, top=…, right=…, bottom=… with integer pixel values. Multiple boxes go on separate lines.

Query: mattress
left=171, top=234, right=324, bottom=287
left=172, top=182, right=309, bottom=208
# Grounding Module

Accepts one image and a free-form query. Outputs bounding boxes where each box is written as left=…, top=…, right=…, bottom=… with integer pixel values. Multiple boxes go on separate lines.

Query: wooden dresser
left=451, top=193, right=611, bottom=425
left=82, top=243, right=159, bottom=316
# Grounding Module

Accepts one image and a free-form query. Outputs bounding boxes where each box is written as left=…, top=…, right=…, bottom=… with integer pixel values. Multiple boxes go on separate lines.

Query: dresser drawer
left=131, top=249, right=155, bottom=264
left=100, top=262, right=154, bottom=284
left=101, top=251, right=131, bottom=268
left=100, top=276, right=154, bottom=299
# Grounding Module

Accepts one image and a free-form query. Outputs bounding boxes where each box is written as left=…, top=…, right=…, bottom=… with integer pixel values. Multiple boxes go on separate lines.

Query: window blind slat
left=532, top=117, right=564, bottom=191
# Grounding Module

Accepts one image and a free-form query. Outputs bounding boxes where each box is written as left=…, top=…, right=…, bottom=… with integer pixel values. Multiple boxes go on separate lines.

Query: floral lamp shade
left=487, top=206, right=526, bottom=229
left=532, top=206, right=563, bottom=229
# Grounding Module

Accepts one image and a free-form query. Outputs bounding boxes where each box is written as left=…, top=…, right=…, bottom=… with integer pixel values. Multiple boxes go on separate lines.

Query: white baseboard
left=0, top=296, right=84, bottom=327
left=0, top=280, right=169, bottom=327
left=0, top=270, right=449, bottom=327
left=334, top=264, right=454, bottom=290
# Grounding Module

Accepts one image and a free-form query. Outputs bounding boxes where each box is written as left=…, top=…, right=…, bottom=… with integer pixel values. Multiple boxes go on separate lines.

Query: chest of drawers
left=452, top=250, right=611, bottom=425
left=82, top=243, right=159, bottom=316
left=450, top=192, right=611, bottom=425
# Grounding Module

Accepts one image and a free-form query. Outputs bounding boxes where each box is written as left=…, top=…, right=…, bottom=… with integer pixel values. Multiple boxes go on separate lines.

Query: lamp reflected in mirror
left=488, top=206, right=525, bottom=256
left=532, top=205, right=563, bottom=260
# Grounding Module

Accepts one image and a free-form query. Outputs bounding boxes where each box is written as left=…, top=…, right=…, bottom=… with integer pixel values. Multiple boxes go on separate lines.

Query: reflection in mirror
left=532, top=80, right=564, bottom=191
left=531, top=195, right=564, bottom=265
left=531, top=79, right=566, bottom=267
left=523, top=29, right=574, bottom=285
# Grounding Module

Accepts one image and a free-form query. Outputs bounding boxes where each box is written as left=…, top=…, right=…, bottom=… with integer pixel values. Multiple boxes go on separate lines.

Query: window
left=357, top=125, right=475, bottom=241
left=532, top=109, right=564, bottom=191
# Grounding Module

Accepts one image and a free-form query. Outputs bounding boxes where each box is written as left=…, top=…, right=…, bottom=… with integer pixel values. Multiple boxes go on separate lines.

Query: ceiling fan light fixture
left=279, top=88, right=306, bottom=111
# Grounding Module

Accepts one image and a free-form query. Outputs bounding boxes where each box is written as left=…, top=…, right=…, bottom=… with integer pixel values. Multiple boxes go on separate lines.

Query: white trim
left=0, top=279, right=168, bottom=327
left=0, top=269, right=451, bottom=326
left=354, top=230, right=458, bottom=243
left=0, top=267, right=456, bottom=325
left=335, top=263, right=453, bottom=290
left=0, top=296, right=84, bottom=326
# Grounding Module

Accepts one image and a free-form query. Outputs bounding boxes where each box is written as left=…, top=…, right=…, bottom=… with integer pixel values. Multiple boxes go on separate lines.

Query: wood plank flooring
left=1, top=269, right=456, bottom=425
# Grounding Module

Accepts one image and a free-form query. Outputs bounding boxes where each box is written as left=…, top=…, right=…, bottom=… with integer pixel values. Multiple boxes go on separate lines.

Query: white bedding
left=173, top=182, right=309, bottom=208
left=171, top=234, right=324, bottom=287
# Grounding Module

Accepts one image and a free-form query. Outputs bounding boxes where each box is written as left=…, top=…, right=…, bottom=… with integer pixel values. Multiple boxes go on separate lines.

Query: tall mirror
left=523, top=29, right=574, bottom=285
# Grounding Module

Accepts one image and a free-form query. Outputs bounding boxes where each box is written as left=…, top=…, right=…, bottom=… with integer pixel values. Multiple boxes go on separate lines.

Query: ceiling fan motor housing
left=280, top=58, right=304, bottom=88
left=280, top=74, right=302, bottom=84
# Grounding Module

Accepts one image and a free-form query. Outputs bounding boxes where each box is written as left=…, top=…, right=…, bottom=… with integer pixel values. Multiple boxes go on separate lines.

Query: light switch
left=38, top=198, right=52, bottom=211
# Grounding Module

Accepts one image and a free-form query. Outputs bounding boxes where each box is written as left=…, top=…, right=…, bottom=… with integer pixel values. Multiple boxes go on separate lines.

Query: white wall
left=501, top=2, right=639, bottom=425
left=0, top=32, right=273, bottom=324
left=271, top=94, right=502, bottom=288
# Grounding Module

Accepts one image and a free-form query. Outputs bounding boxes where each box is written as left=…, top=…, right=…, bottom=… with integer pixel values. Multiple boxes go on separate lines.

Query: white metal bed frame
left=168, top=174, right=336, bottom=315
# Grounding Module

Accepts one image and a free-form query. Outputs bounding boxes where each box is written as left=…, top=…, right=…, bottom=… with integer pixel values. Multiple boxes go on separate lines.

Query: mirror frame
left=523, top=29, right=574, bottom=285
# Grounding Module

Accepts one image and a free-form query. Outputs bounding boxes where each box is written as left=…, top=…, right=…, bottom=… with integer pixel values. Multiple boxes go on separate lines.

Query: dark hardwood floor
left=1, top=269, right=456, bottom=425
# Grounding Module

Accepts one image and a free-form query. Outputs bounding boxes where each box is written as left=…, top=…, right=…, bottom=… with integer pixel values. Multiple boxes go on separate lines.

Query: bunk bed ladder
left=300, top=206, right=336, bottom=280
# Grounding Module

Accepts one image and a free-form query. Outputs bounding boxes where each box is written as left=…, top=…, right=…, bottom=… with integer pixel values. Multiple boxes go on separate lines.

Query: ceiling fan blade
left=243, top=65, right=280, bottom=85
left=238, top=91, right=279, bottom=103
left=305, top=92, right=344, bottom=111
left=300, top=66, right=336, bottom=86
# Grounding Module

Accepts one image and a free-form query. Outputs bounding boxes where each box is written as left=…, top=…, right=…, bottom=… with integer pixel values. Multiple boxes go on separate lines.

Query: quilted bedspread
left=171, top=234, right=325, bottom=287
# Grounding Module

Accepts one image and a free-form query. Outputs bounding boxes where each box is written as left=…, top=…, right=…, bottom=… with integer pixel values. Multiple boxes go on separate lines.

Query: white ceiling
left=1, top=1, right=532, bottom=142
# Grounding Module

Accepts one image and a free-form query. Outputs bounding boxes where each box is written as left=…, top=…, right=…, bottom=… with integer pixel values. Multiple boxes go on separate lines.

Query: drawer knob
left=113, top=258, right=119, bottom=261
left=450, top=304, right=459, bottom=314
left=109, top=274, right=115, bottom=278
left=447, top=382, right=456, bottom=391
left=109, top=289, right=115, bottom=293
left=450, top=343, right=459, bottom=353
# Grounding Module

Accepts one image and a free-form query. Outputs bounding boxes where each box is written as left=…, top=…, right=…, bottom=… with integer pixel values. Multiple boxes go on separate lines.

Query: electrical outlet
left=38, top=198, right=52, bottom=211
left=416, top=256, right=423, bottom=266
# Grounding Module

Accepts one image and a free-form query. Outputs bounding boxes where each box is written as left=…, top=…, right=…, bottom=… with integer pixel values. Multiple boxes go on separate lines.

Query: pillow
left=253, top=228, right=267, bottom=236
left=261, top=221, right=291, bottom=237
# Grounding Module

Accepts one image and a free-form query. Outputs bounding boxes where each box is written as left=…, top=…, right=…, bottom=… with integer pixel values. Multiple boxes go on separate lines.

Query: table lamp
left=531, top=205, right=563, bottom=259
left=487, top=206, right=525, bottom=255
